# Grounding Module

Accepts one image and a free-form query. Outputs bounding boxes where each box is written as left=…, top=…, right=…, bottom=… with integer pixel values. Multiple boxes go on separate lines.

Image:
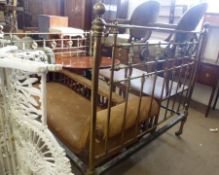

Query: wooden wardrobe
left=63, top=0, right=93, bottom=30
left=22, top=0, right=62, bottom=27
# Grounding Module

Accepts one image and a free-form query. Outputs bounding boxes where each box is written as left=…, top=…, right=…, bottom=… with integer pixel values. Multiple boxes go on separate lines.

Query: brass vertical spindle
left=160, top=68, right=168, bottom=101
left=105, top=27, right=118, bottom=154
left=135, top=74, right=145, bottom=136
left=88, top=2, right=105, bottom=175
left=121, top=76, right=131, bottom=146
left=177, top=65, right=190, bottom=112
left=186, top=26, right=208, bottom=108
left=164, top=67, right=175, bottom=119
left=148, top=73, right=157, bottom=128
left=171, top=66, right=183, bottom=112
left=183, top=65, right=194, bottom=106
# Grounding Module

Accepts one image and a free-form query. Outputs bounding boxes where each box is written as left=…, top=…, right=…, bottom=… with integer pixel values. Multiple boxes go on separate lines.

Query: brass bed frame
left=70, top=2, right=207, bottom=174
left=0, top=2, right=208, bottom=175
left=32, top=2, right=207, bottom=174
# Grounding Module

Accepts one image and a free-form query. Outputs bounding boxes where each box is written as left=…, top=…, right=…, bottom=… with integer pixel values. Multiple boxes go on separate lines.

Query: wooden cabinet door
left=23, top=0, right=62, bottom=27
left=64, top=0, right=86, bottom=28
left=26, top=0, right=42, bottom=27
left=41, top=0, right=62, bottom=15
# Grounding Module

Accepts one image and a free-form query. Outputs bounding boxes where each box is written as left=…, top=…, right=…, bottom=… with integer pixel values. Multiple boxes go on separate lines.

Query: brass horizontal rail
left=111, top=56, right=193, bottom=70
left=105, top=23, right=202, bottom=34
left=114, top=62, right=194, bottom=83
left=113, top=41, right=199, bottom=48
left=95, top=112, right=184, bottom=161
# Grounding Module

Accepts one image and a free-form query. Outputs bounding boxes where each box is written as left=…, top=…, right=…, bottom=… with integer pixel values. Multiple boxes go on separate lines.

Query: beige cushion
left=47, top=82, right=91, bottom=153
left=96, top=96, right=159, bottom=139
left=47, top=82, right=160, bottom=155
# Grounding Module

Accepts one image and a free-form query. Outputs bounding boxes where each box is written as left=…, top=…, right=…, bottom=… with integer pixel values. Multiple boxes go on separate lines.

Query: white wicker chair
left=0, top=46, right=73, bottom=175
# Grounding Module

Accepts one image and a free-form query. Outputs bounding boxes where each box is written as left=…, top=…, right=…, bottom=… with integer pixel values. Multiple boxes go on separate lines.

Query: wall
left=192, top=83, right=219, bottom=109
left=127, top=0, right=146, bottom=18
left=203, top=27, right=219, bottom=61
left=196, top=26, right=219, bottom=110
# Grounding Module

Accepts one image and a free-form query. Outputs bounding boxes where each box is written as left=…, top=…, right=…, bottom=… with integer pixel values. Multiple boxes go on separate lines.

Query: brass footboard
left=82, top=2, right=207, bottom=175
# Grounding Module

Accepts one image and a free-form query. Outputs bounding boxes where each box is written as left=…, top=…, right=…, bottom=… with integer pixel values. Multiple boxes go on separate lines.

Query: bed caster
left=175, top=118, right=187, bottom=137
left=86, top=170, right=96, bottom=175
left=175, top=130, right=183, bottom=137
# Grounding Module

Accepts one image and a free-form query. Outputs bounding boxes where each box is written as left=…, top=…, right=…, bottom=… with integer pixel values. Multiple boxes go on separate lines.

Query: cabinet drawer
left=197, top=64, right=219, bottom=86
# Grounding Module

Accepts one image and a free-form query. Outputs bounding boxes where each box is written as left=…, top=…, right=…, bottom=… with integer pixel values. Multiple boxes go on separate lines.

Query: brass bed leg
left=86, top=170, right=96, bottom=175
left=151, top=114, right=159, bottom=134
left=175, top=104, right=188, bottom=136
left=175, top=117, right=187, bottom=136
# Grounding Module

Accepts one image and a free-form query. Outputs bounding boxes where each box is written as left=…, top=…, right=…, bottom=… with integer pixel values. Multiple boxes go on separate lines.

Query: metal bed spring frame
left=74, top=2, right=207, bottom=175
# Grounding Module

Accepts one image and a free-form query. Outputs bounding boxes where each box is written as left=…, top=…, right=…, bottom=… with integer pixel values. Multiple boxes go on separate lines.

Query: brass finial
left=92, top=2, right=106, bottom=33
left=93, top=1, right=105, bottom=17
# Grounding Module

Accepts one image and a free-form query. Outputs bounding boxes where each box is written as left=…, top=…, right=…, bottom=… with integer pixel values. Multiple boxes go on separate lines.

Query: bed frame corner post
left=175, top=104, right=189, bottom=136
left=187, top=24, right=209, bottom=108
left=88, top=2, right=106, bottom=175
left=176, top=25, right=208, bottom=137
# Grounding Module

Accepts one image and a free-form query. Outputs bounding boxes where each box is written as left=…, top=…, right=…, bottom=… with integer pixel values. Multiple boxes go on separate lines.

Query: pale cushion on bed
left=47, top=82, right=91, bottom=153
left=47, top=82, right=159, bottom=154
left=96, top=96, right=159, bottom=139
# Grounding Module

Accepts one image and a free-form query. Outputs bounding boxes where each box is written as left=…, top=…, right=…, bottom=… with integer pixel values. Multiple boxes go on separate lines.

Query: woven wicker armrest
left=60, top=69, right=124, bottom=104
